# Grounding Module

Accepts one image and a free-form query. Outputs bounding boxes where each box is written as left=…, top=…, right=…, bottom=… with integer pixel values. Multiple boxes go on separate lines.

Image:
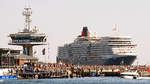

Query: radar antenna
left=23, top=0, right=32, bottom=32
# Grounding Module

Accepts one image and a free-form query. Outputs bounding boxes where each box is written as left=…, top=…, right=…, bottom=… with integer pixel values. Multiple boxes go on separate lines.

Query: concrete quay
left=13, top=64, right=150, bottom=79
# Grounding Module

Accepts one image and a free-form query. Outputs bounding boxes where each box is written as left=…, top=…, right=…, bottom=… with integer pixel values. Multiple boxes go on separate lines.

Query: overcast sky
left=0, top=0, right=150, bottom=64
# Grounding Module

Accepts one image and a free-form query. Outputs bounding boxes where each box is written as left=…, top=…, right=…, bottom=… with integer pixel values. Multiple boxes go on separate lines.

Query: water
left=0, top=77, right=150, bottom=84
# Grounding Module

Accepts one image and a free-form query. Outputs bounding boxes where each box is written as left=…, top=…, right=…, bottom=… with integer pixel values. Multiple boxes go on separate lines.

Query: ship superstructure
left=57, top=27, right=136, bottom=65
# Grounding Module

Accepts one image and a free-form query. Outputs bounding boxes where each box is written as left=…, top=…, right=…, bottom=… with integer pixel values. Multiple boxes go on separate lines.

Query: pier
left=10, top=63, right=150, bottom=79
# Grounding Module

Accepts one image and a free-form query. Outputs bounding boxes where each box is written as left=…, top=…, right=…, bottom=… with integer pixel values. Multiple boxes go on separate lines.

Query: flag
left=113, top=28, right=117, bottom=31
left=34, top=50, right=37, bottom=54
left=113, top=24, right=118, bottom=31
left=42, top=48, right=46, bottom=55
left=5, top=58, right=8, bottom=62
left=147, top=68, right=150, bottom=72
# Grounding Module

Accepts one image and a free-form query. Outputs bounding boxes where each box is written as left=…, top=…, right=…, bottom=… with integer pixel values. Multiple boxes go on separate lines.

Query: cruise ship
left=57, top=27, right=137, bottom=65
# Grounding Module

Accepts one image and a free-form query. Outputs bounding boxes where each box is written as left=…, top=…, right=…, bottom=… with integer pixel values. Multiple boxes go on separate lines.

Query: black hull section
left=57, top=55, right=136, bottom=65
left=104, top=56, right=136, bottom=65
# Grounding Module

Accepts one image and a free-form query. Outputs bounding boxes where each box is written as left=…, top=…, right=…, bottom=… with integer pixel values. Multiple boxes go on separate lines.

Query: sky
left=0, top=0, right=150, bottom=65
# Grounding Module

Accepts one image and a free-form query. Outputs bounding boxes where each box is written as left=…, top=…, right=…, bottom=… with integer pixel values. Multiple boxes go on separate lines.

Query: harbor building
left=0, top=48, right=20, bottom=68
left=8, top=7, right=47, bottom=66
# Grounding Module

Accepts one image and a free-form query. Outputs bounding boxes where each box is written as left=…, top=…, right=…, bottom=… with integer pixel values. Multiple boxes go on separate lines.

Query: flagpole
left=45, top=52, right=46, bottom=63
left=42, top=48, right=46, bottom=63
left=8, top=50, right=10, bottom=69
left=113, top=24, right=119, bottom=36
left=48, top=42, right=50, bottom=62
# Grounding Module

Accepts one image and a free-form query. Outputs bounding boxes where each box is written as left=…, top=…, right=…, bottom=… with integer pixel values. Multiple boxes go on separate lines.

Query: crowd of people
left=11, top=63, right=150, bottom=78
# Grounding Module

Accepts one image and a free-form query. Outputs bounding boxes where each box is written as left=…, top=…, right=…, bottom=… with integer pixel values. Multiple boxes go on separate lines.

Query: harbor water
left=1, top=77, right=150, bottom=84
